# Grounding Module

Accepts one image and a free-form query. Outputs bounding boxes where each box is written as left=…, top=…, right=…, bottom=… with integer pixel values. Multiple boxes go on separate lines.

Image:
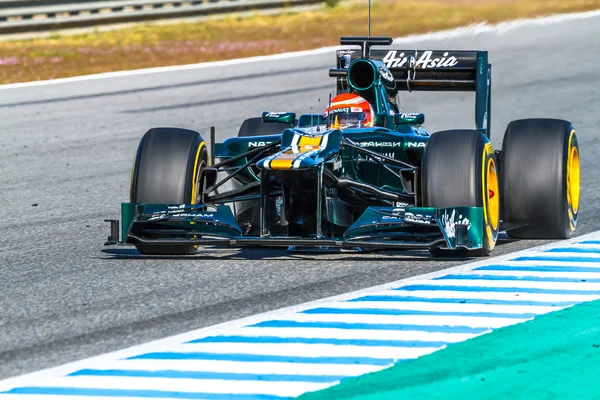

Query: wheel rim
left=567, top=143, right=580, bottom=215
left=194, top=159, right=206, bottom=204
left=487, top=157, right=499, bottom=231
left=191, top=141, right=207, bottom=205
left=190, top=147, right=206, bottom=251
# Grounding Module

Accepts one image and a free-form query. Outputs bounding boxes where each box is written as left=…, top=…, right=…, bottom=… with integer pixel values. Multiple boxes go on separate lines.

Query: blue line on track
left=250, top=320, right=489, bottom=334
left=579, top=241, right=600, bottom=244
left=1, top=387, right=287, bottom=399
left=69, top=368, right=345, bottom=383
left=438, top=274, right=598, bottom=283
left=186, top=335, right=448, bottom=348
left=512, top=256, right=600, bottom=263
left=476, top=265, right=600, bottom=273
left=349, top=295, right=575, bottom=307
left=545, top=248, right=600, bottom=254
left=393, top=284, right=600, bottom=295
left=127, top=352, right=397, bottom=366
left=301, top=307, right=537, bottom=319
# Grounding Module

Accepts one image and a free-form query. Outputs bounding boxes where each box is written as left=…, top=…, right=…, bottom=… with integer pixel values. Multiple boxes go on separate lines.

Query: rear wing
left=331, top=37, right=492, bottom=137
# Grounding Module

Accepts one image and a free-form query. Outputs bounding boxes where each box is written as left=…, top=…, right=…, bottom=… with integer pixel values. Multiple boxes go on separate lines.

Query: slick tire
left=423, top=130, right=500, bottom=257
left=130, top=127, right=208, bottom=255
left=501, top=119, right=580, bottom=239
left=237, top=117, right=292, bottom=137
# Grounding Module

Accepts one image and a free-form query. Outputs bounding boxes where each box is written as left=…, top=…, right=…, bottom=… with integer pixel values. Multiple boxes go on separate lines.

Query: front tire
left=501, top=119, right=579, bottom=239
left=423, top=130, right=499, bottom=256
left=130, top=127, right=208, bottom=255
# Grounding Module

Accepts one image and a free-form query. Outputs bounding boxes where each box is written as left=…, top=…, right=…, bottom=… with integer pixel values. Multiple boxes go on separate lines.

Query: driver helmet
left=323, top=93, right=375, bottom=129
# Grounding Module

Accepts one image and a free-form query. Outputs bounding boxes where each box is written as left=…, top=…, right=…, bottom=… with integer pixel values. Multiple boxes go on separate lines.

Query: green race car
left=104, top=36, right=580, bottom=257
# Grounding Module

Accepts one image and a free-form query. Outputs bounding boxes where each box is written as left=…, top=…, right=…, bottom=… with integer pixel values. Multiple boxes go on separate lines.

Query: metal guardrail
left=0, top=0, right=325, bottom=34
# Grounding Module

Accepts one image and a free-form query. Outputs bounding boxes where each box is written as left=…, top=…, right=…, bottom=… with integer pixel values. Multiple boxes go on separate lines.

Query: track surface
left=0, top=15, right=599, bottom=379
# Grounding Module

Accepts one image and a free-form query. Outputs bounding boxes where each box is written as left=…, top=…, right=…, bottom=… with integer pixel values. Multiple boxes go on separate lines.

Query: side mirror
left=394, top=112, right=425, bottom=126
left=298, top=114, right=325, bottom=128
left=262, top=111, right=296, bottom=125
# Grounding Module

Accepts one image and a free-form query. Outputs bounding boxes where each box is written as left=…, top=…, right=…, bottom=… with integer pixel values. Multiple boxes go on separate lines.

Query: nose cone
left=257, top=130, right=342, bottom=170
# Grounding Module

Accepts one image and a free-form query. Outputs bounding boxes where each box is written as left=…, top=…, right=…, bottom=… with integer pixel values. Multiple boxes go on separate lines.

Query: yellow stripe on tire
left=567, top=130, right=580, bottom=231
left=487, top=157, right=500, bottom=231
left=191, top=141, right=206, bottom=205
left=481, top=142, right=498, bottom=251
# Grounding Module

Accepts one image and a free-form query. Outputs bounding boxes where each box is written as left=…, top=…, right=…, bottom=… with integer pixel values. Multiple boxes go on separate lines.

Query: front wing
left=104, top=203, right=486, bottom=252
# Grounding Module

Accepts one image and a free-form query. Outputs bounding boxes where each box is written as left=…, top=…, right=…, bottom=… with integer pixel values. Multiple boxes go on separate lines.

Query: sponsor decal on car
left=383, top=51, right=459, bottom=69
left=333, top=159, right=342, bottom=170
left=328, top=107, right=352, bottom=115
left=405, top=212, right=434, bottom=225
left=148, top=213, right=168, bottom=221
left=358, top=141, right=403, bottom=148
left=440, top=209, right=471, bottom=239
left=275, top=197, right=283, bottom=217
left=380, top=208, right=407, bottom=221
left=365, top=153, right=395, bottom=162
left=248, top=141, right=273, bottom=147
left=378, top=65, right=395, bottom=82
left=150, top=212, right=216, bottom=219
left=149, top=205, right=217, bottom=220
left=172, top=213, right=215, bottom=218
left=264, top=112, right=287, bottom=118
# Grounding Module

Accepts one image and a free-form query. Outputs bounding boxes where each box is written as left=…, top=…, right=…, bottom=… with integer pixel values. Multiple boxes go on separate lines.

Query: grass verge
left=1, top=0, right=600, bottom=84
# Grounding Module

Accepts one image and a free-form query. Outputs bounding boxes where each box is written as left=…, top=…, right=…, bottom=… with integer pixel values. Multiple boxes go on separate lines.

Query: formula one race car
left=104, top=36, right=580, bottom=257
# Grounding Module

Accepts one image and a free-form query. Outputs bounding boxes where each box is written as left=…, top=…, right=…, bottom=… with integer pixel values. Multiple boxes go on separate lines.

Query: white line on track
left=457, top=270, right=600, bottom=279
left=480, top=259, right=600, bottom=267
left=109, top=359, right=381, bottom=376
left=364, top=289, right=599, bottom=303
left=238, top=313, right=526, bottom=328
left=174, top=342, right=442, bottom=359
left=1, top=9, right=600, bottom=91
left=300, top=301, right=561, bottom=314
left=417, top=279, right=600, bottom=290
left=237, top=327, right=479, bottom=342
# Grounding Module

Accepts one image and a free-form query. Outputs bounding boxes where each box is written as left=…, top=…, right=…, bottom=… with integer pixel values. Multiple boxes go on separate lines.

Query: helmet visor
left=327, top=110, right=370, bottom=127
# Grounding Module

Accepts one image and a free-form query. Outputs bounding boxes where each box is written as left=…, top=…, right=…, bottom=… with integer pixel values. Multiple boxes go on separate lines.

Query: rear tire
left=423, top=130, right=499, bottom=257
left=501, top=119, right=579, bottom=239
left=131, top=127, right=208, bottom=255
left=237, top=117, right=292, bottom=137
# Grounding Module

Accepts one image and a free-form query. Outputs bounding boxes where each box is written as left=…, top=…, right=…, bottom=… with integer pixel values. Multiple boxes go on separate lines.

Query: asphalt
left=0, top=14, right=599, bottom=380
